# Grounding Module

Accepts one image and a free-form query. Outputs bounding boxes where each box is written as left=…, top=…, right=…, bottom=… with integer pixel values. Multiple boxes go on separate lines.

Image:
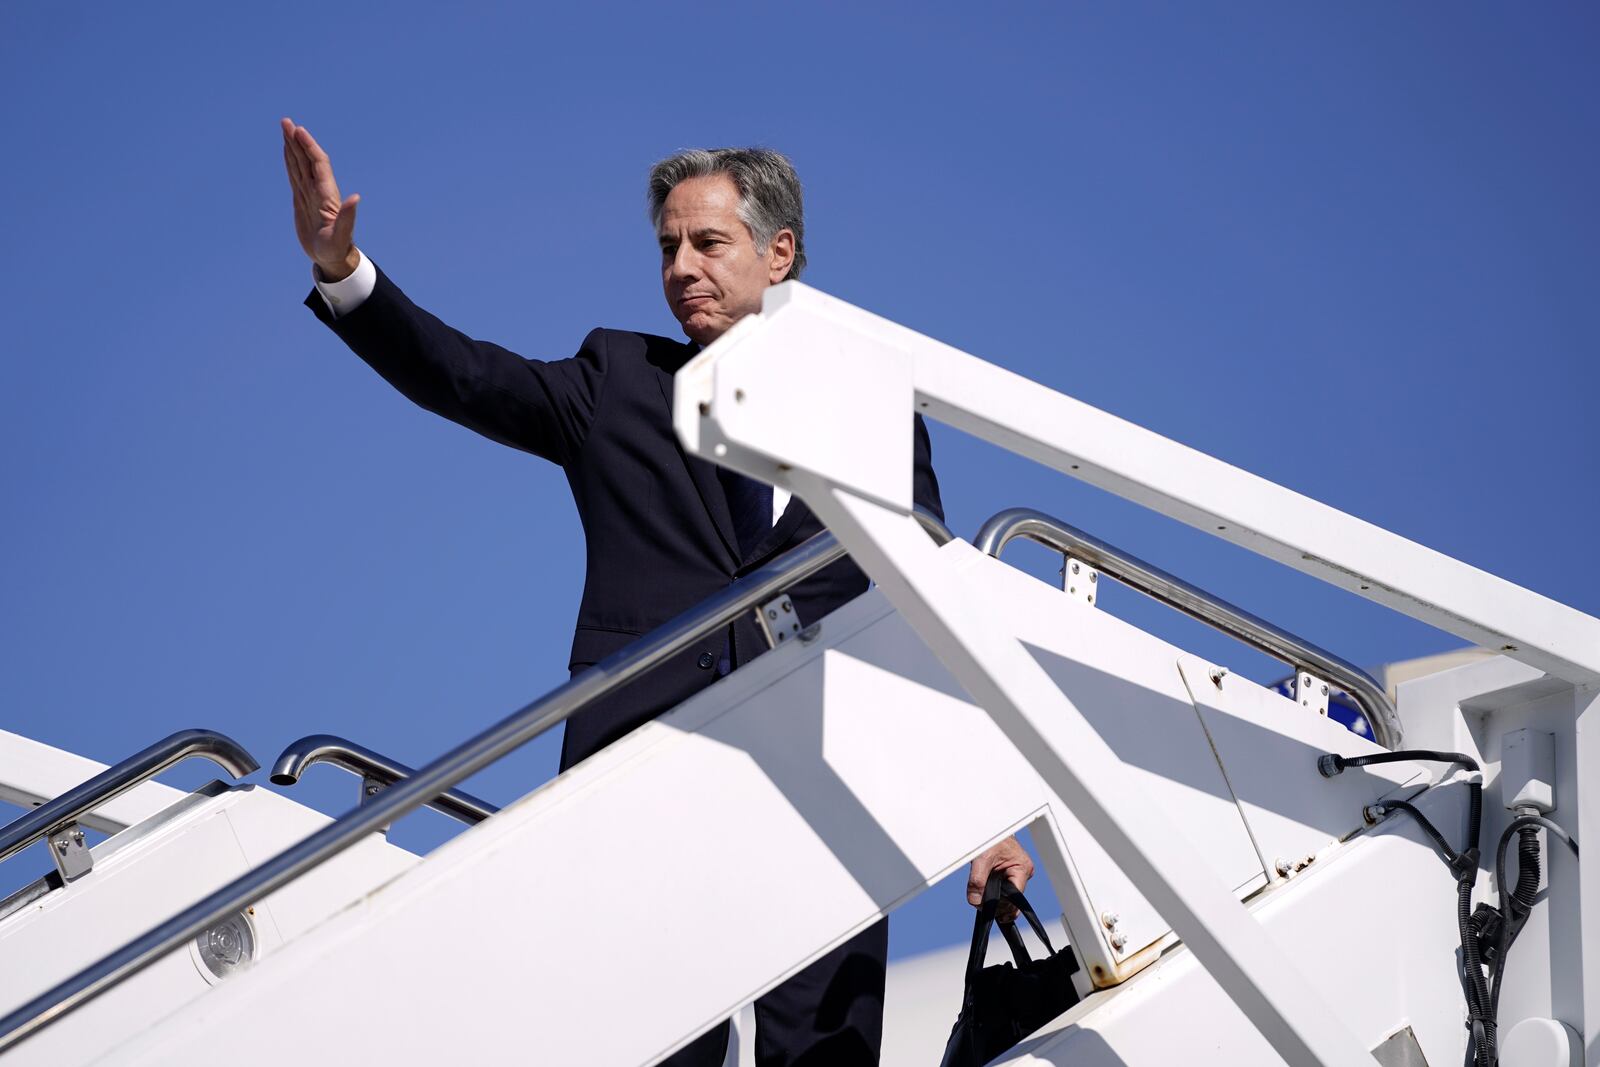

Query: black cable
left=1381, top=800, right=1462, bottom=865
left=1322, top=748, right=1503, bottom=1060
left=1489, top=814, right=1580, bottom=1032
left=1495, top=813, right=1579, bottom=875
left=1319, top=749, right=1479, bottom=778
left=1461, top=874, right=1491, bottom=1064
left=1370, top=782, right=1492, bottom=1064
left=1510, top=828, right=1541, bottom=914
left=1459, top=783, right=1491, bottom=1066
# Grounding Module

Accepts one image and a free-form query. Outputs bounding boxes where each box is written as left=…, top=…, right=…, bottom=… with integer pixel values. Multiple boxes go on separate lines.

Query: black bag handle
left=962, top=868, right=1058, bottom=996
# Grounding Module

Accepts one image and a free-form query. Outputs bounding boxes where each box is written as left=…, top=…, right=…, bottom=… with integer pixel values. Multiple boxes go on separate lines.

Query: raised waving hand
left=281, top=118, right=361, bottom=282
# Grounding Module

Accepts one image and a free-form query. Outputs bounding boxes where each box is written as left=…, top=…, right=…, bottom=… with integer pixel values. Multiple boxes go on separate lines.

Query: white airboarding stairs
left=1, top=283, right=1595, bottom=1067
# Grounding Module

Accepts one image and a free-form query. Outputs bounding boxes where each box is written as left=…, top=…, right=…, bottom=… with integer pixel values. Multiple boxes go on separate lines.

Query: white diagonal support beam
left=796, top=479, right=1374, bottom=1067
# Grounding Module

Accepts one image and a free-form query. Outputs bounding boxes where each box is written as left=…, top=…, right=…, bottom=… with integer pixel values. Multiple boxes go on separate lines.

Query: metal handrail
left=0, top=729, right=259, bottom=867
left=271, top=734, right=499, bottom=826
left=0, top=508, right=954, bottom=1050
left=974, top=507, right=1402, bottom=750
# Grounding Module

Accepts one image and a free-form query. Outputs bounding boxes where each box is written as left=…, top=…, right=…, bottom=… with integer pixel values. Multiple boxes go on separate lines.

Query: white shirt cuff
left=314, top=249, right=376, bottom=319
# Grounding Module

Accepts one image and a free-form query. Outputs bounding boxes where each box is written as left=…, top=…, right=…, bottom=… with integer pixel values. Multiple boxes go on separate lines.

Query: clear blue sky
left=2, top=4, right=1595, bottom=959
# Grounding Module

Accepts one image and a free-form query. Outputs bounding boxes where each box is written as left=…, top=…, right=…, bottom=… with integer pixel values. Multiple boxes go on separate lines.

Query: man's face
left=659, top=174, right=794, bottom=346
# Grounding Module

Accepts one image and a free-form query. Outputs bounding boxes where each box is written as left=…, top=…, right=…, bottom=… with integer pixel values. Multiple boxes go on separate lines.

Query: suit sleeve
left=304, top=265, right=606, bottom=466
left=911, top=413, right=945, bottom=523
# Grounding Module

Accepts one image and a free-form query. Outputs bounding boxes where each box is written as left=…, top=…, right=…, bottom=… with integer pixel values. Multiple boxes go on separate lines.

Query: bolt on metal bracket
left=359, top=775, right=392, bottom=836
left=48, top=823, right=92, bottom=883
left=1291, top=670, right=1330, bottom=716
left=755, top=594, right=803, bottom=648
left=1063, top=556, right=1099, bottom=608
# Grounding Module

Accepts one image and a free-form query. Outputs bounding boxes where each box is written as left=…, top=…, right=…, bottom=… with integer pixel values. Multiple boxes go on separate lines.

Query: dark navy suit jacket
left=308, top=267, right=943, bottom=767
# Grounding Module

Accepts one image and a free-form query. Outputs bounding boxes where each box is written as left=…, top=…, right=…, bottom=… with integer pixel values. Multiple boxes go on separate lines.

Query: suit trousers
left=661, top=919, right=889, bottom=1067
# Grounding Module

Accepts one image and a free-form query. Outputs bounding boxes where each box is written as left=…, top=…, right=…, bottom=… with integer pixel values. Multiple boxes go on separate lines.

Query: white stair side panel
left=0, top=786, right=415, bottom=1067
left=993, top=808, right=1469, bottom=1066
left=1175, top=655, right=1429, bottom=881
left=105, top=590, right=1055, bottom=1067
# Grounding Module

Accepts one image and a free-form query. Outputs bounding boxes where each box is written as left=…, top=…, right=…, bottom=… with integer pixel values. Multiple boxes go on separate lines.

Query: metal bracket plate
left=1291, top=671, right=1331, bottom=717
left=47, top=822, right=92, bottom=883
left=1063, top=556, right=1099, bottom=608
left=755, top=595, right=803, bottom=648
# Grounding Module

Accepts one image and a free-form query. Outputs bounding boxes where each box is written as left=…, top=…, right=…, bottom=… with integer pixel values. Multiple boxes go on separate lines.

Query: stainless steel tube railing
left=974, top=507, right=1402, bottom=750
left=0, top=729, right=259, bottom=867
left=271, top=734, right=499, bottom=826
left=0, top=509, right=954, bottom=1050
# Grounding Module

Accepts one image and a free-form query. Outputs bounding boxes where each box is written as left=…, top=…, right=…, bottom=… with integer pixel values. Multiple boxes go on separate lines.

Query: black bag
left=938, top=869, right=1082, bottom=1067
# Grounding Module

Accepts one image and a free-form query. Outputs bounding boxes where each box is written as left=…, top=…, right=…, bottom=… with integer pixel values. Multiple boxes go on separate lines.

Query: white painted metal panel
left=1175, top=654, right=1427, bottom=880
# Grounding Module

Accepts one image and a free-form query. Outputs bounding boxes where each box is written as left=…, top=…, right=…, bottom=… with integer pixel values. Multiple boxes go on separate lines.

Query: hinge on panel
left=48, top=822, right=92, bottom=883
left=1291, top=670, right=1330, bottom=716
left=755, top=594, right=803, bottom=648
left=1063, top=557, right=1099, bottom=608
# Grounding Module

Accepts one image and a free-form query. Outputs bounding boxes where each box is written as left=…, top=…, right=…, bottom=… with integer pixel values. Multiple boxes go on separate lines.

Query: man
left=280, top=119, right=1033, bottom=1066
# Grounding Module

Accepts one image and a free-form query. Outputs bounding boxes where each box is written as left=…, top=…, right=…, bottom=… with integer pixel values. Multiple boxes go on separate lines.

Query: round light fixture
left=192, top=909, right=256, bottom=981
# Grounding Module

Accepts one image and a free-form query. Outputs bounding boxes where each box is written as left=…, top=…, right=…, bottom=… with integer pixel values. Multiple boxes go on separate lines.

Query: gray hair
left=647, top=148, right=806, bottom=281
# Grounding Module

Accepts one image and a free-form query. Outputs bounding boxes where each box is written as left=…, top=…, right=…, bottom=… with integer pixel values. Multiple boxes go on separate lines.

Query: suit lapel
left=653, top=359, right=741, bottom=564
left=745, top=492, right=810, bottom=570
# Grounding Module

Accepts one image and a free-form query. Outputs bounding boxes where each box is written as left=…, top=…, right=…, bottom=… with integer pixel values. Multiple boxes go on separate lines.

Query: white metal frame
left=674, top=281, right=1600, bottom=1066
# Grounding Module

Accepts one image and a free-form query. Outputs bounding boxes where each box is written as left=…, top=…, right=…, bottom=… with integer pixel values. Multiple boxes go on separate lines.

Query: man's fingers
left=284, top=126, right=315, bottom=197
left=1005, top=861, right=1031, bottom=891
left=967, top=838, right=1037, bottom=909
left=294, top=126, right=341, bottom=197
left=967, top=855, right=992, bottom=906
left=284, top=142, right=314, bottom=236
left=284, top=139, right=311, bottom=203
left=285, top=124, right=323, bottom=197
left=331, top=193, right=360, bottom=248
left=296, top=124, right=331, bottom=163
